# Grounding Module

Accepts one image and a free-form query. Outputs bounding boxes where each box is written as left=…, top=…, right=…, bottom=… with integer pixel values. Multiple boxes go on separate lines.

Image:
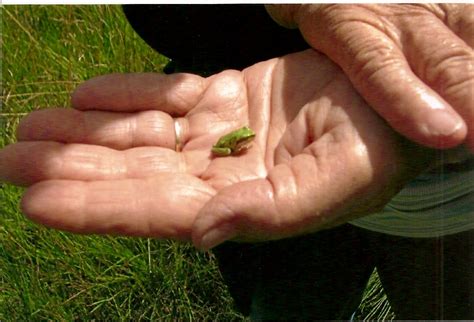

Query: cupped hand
left=0, top=50, right=432, bottom=249
left=266, top=4, right=474, bottom=151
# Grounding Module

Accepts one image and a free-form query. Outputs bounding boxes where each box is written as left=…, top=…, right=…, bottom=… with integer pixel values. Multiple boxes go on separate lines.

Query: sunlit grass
left=1, top=5, right=240, bottom=320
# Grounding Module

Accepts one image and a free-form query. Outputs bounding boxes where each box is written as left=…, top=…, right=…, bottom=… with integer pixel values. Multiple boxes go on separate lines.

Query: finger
left=21, top=174, right=215, bottom=240
left=402, top=15, right=474, bottom=151
left=17, top=108, right=176, bottom=150
left=71, top=73, right=206, bottom=116
left=0, top=141, right=207, bottom=186
left=298, top=17, right=467, bottom=149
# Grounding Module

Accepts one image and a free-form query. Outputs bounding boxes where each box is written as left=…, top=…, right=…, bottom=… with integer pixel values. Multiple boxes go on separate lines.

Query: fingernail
left=424, top=110, right=464, bottom=137
left=197, top=223, right=237, bottom=250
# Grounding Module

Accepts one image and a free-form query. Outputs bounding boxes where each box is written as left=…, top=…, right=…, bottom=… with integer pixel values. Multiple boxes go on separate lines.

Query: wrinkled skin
left=0, top=50, right=433, bottom=249
left=266, top=4, right=474, bottom=151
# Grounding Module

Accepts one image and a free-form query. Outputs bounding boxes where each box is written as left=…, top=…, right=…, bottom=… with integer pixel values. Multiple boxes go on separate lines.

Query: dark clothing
left=242, top=224, right=474, bottom=320
left=123, top=4, right=308, bottom=76
left=122, top=5, right=474, bottom=319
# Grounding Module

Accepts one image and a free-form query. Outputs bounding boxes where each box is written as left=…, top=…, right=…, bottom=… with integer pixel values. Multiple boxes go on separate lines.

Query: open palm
left=0, top=50, right=431, bottom=249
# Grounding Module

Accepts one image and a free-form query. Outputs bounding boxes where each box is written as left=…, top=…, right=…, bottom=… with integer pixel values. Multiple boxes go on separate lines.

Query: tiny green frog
left=211, top=126, right=256, bottom=156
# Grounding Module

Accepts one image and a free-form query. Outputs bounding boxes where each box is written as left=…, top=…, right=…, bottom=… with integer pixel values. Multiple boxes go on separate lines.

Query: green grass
left=1, top=5, right=394, bottom=320
left=1, top=5, right=240, bottom=320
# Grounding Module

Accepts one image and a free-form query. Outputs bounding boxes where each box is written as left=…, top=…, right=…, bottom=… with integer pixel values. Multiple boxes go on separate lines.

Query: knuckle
left=443, top=69, right=474, bottom=100
left=42, top=148, right=65, bottom=179
left=349, top=41, right=406, bottom=86
left=265, top=4, right=301, bottom=28
left=423, top=47, right=474, bottom=96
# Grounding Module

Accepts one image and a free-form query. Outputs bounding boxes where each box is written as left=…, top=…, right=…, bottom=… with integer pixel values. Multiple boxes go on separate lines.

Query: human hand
left=0, top=50, right=432, bottom=249
left=266, top=4, right=474, bottom=152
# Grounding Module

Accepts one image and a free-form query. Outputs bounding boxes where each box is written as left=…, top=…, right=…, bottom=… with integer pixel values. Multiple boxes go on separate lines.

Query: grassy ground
left=1, top=5, right=394, bottom=320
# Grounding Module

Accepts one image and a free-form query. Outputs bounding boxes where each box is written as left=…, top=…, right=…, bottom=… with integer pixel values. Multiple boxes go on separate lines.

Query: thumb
left=191, top=178, right=280, bottom=250
left=295, top=6, right=467, bottom=150
left=192, top=147, right=393, bottom=250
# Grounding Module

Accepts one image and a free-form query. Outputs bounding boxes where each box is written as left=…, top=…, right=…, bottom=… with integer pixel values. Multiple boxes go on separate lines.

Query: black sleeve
left=122, top=4, right=309, bottom=75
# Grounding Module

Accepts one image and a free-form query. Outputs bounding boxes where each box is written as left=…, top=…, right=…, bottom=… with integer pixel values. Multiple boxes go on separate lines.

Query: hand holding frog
left=0, top=50, right=433, bottom=248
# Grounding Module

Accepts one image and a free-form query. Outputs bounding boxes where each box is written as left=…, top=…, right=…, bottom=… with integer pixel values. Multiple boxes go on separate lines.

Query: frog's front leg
left=211, top=146, right=232, bottom=156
